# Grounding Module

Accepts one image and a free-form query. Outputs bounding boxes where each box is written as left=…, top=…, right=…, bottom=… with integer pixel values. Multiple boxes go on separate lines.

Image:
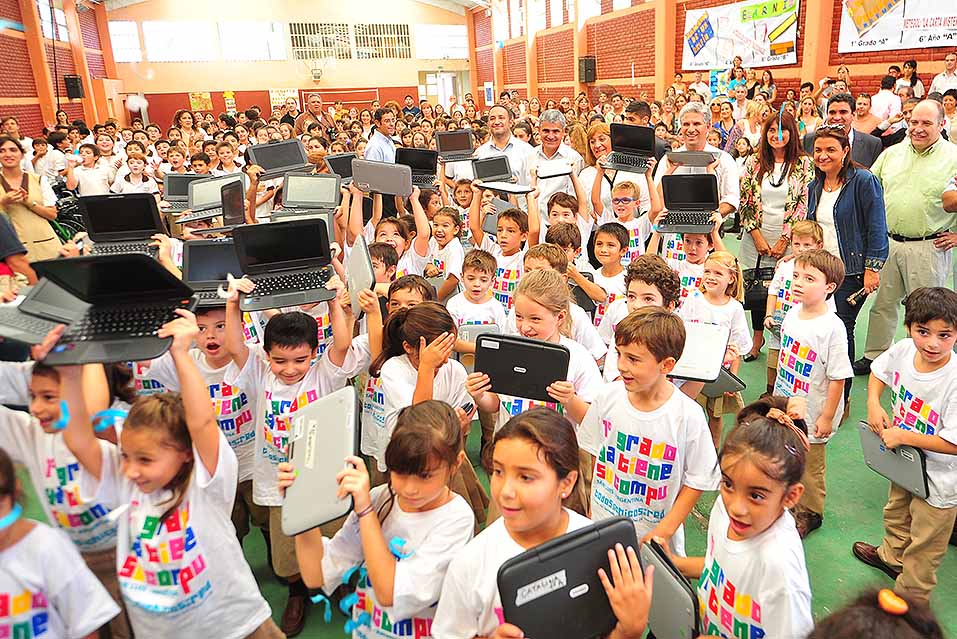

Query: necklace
left=768, top=162, right=786, bottom=188
left=823, top=177, right=843, bottom=192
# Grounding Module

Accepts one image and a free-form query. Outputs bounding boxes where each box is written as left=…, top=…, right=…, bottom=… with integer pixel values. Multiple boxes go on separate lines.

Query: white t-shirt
left=0, top=406, right=119, bottom=553
left=616, top=215, right=653, bottom=266
left=0, top=361, right=32, bottom=408
left=773, top=307, right=852, bottom=443
left=591, top=269, right=626, bottom=328
left=579, top=382, right=719, bottom=555
left=73, top=163, right=112, bottom=195
left=446, top=293, right=507, bottom=328
left=492, top=336, right=603, bottom=432
left=814, top=187, right=841, bottom=256
left=396, top=243, right=430, bottom=278
left=671, top=257, right=705, bottom=309
left=131, top=360, right=168, bottom=396
left=679, top=290, right=753, bottom=355
left=225, top=345, right=352, bottom=506
left=480, top=236, right=524, bottom=311
left=585, top=166, right=651, bottom=222
left=110, top=174, right=159, bottom=195
left=428, top=236, right=465, bottom=281
left=503, top=303, right=607, bottom=361
left=320, top=487, right=474, bottom=639
left=432, top=509, right=592, bottom=639
left=767, top=262, right=837, bottom=350
left=142, top=349, right=256, bottom=483
left=365, top=355, right=470, bottom=471
left=81, top=434, right=272, bottom=638
left=0, top=522, right=120, bottom=637
left=699, top=498, right=813, bottom=639
left=870, top=339, right=957, bottom=508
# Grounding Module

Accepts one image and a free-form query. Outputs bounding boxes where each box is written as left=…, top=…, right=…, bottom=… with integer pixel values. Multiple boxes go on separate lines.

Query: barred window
left=37, top=0, right=69, bottom=42
left=354, top=23, right=411, bottom=59
left=108, top=21, right=142, bottom=63
left=289, top=22, right=351, bottom=60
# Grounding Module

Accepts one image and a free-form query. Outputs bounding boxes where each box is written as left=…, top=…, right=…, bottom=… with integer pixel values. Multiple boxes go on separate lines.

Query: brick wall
left=473, top=9, right=492, bottom=47
left=828, top=2, right=942, bottom=66
left=586, top=8, right=656, bottom=80
left=476, top=48, right=494, bottom=87
left=537, top=28, right=574, bottom=83
left=601, top=0, right=614, bottom=14
left=0, top=104, right=43, bottom=136
left=504, top=41, right=526, bottom=85
left=61, top=102, right=84, bottom=122
left=538, top=86, right=576, bottom=104
left=0, top=35, right=38, bottom=98
left=45, top=43, right=77, bottom=99
left=591, top=82, right=655, bottom=102
left=86, top=51, right=106, bottom=79
left=77, top=7, right=101, bottom=50
left=0, top=0, right=20, bottom=22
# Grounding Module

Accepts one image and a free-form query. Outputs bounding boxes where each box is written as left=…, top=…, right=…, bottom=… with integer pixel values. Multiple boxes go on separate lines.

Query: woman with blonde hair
left=565, top=122, right=588, bottom=160
left=724, top=100, right=763, bottom=153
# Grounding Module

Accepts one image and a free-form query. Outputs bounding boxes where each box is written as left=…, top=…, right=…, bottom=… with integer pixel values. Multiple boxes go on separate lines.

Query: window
left=142, top=21, right=218, bottom=62
left=549, top=0, right=564, bottom=27
left=289, top=22, right=351, bottom=60
left=414, top=24, right=468, bottom=60
left=219, top=21, right=286, bottom=61
left=354, top=23, right=411, bottom=59
left=37, top=0, right=68, bottom=42
left=527, top=0, right=546, bottom=34
left=108, top=21, right=142, bottom=63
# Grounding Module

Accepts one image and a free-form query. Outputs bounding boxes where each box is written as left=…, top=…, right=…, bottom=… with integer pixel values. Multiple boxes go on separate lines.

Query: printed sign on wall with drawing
left=680, top=0, right=800, bottom=70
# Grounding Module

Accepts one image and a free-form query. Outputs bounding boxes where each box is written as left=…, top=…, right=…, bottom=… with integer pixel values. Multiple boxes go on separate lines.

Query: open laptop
left=472, top=156, right=533, bottom=195
left=247, top=139, right=311, bottom=179
left=30, top=253, right=197, bottom=365
left=859, top=422, right=929, bottom=499
left=669, top=322, right=730, bottom=383
left=190, top=180, right=247, bottom=235
left=395, top=148, right=438, bottom=187
left=600, top=123, right=656, bottom=172
left=233, top=218, right=335, bottom=312
left=163, top=173, right=207, bottom=211
left=181, top=238, right=242, bottom=307
left=0, top=280, right=80, bottom=345
left=324, top=152, right=356, bottom=185
left=435, top=130, right=475, bottom=163
left=176, top=173, right=245, bottom=225
left=474, top=334, right=569, bottom=403
left=271, top=173, right=340, bottom=242
left=498, top=518, right=638, bottom=639
left=81, top=193, right=165, bottom=257
left=654, top=174, right=719, bottom=235
left=352, top=159, right=413, bottom=197
left=346, top=236, right=375, bottom=316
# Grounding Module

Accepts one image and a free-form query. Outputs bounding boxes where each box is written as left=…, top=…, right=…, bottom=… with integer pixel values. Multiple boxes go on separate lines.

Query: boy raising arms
left=580, top=307, right=719, bottom=554
left=855, top=287, right=957, bottom=606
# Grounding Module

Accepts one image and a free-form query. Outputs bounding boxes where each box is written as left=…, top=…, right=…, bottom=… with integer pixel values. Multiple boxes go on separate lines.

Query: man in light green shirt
left=858, top=100, right=957, bottom=369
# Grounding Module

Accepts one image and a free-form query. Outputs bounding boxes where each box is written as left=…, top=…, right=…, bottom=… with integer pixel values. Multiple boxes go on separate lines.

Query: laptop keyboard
left=166, top=202, right=188, bottom=211
left=196, top=290, right=222, bottom=301
left=412, top=175, right=436, bottom=186
left=0, top=307, right=61, bottom=334
left=64, top=304, right=179, bottom=341
left=249, top=268, right=332, bottom=297
left=179, top=208, right=221, bottom=224
left=607, top=153, right=650, bottom=171
left=91, top=242, right=157, bottom=257
left=661, top=210, right=714, bottom=226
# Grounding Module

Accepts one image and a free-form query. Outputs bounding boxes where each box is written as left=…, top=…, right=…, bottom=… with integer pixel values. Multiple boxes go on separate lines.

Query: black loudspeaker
left=579, top=57, right=596, bottom=84
left=64, top=75, right=84, bottom=99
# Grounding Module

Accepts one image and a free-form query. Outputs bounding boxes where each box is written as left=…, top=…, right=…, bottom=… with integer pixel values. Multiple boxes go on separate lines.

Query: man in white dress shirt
left=525, top=109, right=583, bottom=221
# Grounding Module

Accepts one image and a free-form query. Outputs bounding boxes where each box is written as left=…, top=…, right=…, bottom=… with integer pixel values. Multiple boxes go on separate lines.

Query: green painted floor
left=14, top=236, right=957, bottom=637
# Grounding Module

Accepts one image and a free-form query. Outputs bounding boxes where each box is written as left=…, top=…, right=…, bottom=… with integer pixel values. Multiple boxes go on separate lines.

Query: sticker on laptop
left=515, top=569, right=567, bottom=607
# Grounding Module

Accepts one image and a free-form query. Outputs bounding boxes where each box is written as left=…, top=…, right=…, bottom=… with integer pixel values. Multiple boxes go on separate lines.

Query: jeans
left=834, top=273, right=864, bottom=399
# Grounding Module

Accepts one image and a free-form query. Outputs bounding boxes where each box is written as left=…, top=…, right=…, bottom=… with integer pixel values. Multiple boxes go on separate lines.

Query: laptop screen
left=248, top=140, right=307, bottom=170
left=284, top=175, right=339, bottom=206
left=395, top=149, right=438, bottom=173
left=664, top=175, right=718, bottom=208
left=83, top=195, right=159, bottom=236
left=164, top=174, right=205, bottom=200
left=185, top=241, right=242, bottom=284
left=325, top=153, right=355, bottom=178
left=473, top=156, right=509, bottom=181
left=191, top=174, right=243, bottom=209
left=221, top=181, right=246, bottom=224
left=611, top=124, right=655, bottom=154
left=240, top=221, right=329, bottom=271
left=38, top=255, right=186, bottom=303
left=437, top=130, right=472, bottom=153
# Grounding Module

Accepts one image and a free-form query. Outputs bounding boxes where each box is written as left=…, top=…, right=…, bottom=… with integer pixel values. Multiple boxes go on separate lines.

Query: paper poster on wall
left=223, top=91, right=237, bottom=114
left=483, top=82, right=494, bottom=107
left=269, top=89, right=300, bottom=114
left=838, top=0, right=957, bottom=53
left=709, top=70, right=731, bottom=100
left=188, top=92, right=212, bottom=111
left=681, top=0, right=800, bottom=70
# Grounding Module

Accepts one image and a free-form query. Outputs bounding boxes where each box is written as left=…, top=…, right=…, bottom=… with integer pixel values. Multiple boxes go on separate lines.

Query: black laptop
left=474, top=334, right=569, bottom=402
left=270, top=172, right=340, bottom=242
left=181, top=238, right=242, bottom=307
left=601, top=123, right=656, bottom=172
left=233, top=218, right=335, bottom=312
left=435, top=130, right=475, bottom=163
left=472, top=156, right=533, bottom=195
left=29, top=253, right=197, bottom=365
left=163, top=173, right=206, bottom=211
left=655, top=174, right=719, bottom=235
left=395, top=148, right=438, bottom=187
left=81, top=193, right=165, bottom=257
left=247, top=139, right=311, bottom=179
left=324, top=152, right=356, bottom=185
left=189, top=180, right=247, bottom=235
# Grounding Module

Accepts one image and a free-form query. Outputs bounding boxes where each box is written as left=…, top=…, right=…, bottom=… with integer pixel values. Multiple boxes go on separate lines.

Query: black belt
left=888, top=232, right=943, bottom=243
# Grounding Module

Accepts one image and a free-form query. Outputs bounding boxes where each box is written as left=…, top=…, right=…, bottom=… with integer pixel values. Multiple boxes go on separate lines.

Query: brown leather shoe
left=280, top=594, right=308, bottom=637
left=794, top=511, right=823, bottom=539
left=852, top=542, right=901, bottom=580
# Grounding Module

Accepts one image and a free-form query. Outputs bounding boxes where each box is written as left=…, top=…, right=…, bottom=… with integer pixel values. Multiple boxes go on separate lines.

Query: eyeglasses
left=817, top=124, right=847, bottom=133
left=612, top=197, right=636, bottom=205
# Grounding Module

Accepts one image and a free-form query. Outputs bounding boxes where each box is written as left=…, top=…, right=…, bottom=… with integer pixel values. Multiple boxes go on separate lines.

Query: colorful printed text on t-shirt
left=354, top=572, right=433, bottom=639
left=679, top=273, right=702, bottom=305
left=891, top=371, right=939, bottom=436
left=42, top=458, right=115, bottom=549
left=621, top=226, right=645, bottom=266
left=699, top=555, right=766, bottom=639
left=241, top=312, right=261, bottom=344
left=594, top=294, right=620, bottom=328
left=773, top=278, right=795, bottom=321
left=131, top=361, right=165, bottom=396
left=208, top=382, right=255, bottom=448
left=774, top=334, right=816, bottom=396
left=314, top=312, right=333, bottom=356
left=262, top=388, right=322, bottom=454
left=593, top=419, right=674, bottom=517
left=664, top=235, right=687, bottom=263
left=501, top=397, right=564, bottom=417
left=1, top=588, right=49, bottom=638
left=493, top=268, right=521, bottom=310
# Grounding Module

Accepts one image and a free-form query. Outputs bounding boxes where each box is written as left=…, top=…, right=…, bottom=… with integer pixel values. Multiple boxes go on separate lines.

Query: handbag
left=742, top=254, right=776, bottom=310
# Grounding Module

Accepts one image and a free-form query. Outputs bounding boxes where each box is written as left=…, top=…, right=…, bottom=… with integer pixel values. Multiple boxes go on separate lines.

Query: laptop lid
left=436, top=130, right=473, bottom=154
left=220, top=180, right=246, bottom=225
left=472, top=156, right=512, bottom=183
left=80, top=193, right=165, bottom=243
left=18, top=278, right=87, bottom=324
left=282, top=173, right=341, bottom=209
left=188, top=173, right=245, bottom=212
left=638, top=541, right=701, bottom=639
left=163, top=173, right=206, bottom=203
left=351, top=159, right=413, bottom=197
left=395, top=148, right=438, bottom=175
left=474, top=334, right=569, bottom=403
left=610, top=123, right=655, bottom=156
left=662, top=174, right=719, bottom=210
left=324, top=152, right=356, bottom=179
left=233, top=218, right=331, bottom=275
left=33, top=253, right=194, bottom=305
left=859, top=422, right=929, bottom=499
left=670, top=323, right=730, bottom=383
left=346, top=236, right=375, bottom=316
left=247, top=139, right=308, bottom=174
left=182, top=239, right=241, bottom=289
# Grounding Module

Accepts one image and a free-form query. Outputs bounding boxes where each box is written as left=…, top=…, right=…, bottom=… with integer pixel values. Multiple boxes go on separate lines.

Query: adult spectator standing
left=476, top=104, right=533, bottom=184
left=854, top=100, right=957, bottom=374
left=869, top=76, right=902, bottom=126
left=895, top=59, right=925, bottom=98
left=292, top=93, right=335, bottom=139
left=279, top=97, right=300, bottom=128
left=871, top=98, right=919, bottom=148
left=623, top=101, right=669, bottom=161
left=525, top=110, right=583, bottom=221
left=929, top=51, right=957, bottom=95
left=803, top=93, right=883, bottom=167
left=402, top=95, right=421, bottom=118
left=364, top=108, right=397, bottom=164
left=731, top=84, right=750, bottom=121
left=603, top=94, right=626, bottom=124
left=0, top=136, right=60, bottom=262
left=1, top=117, right=32, bottom=170
left=688, top=71, right=712, bottom=101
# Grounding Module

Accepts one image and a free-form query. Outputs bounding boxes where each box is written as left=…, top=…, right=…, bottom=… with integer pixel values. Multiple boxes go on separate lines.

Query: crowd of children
left=1, top=96, right=956, bottom=639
